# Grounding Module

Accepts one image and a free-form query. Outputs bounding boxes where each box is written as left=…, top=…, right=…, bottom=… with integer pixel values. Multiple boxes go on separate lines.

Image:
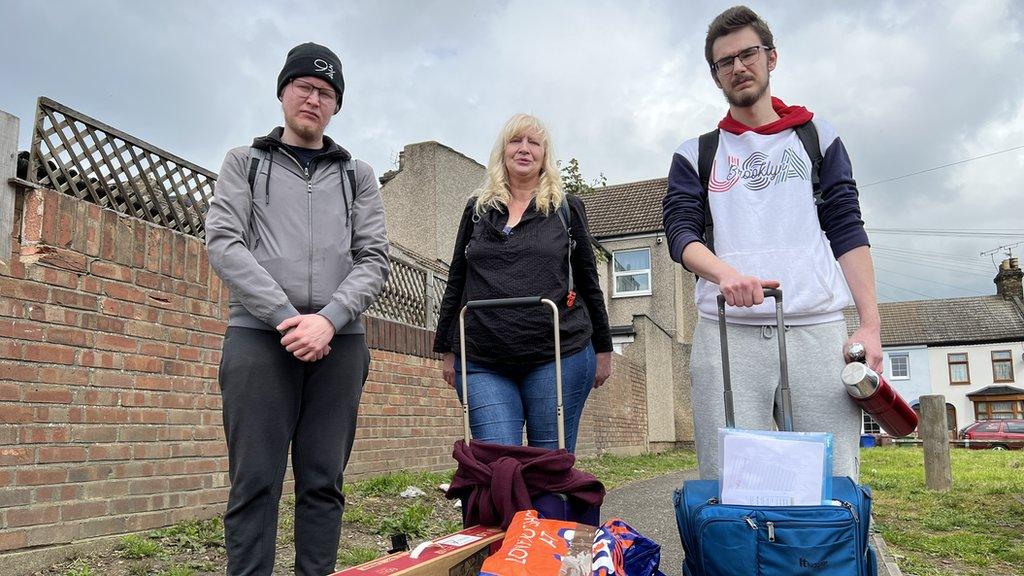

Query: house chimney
left=994, top=257, right=1023, bottom=299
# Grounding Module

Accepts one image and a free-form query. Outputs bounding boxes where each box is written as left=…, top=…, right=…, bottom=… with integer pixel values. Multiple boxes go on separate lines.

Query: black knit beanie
left=277, top=42, right=345, bottom=114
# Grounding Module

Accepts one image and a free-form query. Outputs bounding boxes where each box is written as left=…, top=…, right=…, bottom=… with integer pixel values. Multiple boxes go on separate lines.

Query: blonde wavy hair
left=474, top=113, right=564, bottom=216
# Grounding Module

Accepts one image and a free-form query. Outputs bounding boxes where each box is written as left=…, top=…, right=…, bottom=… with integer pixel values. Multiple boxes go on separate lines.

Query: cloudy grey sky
left=3, top=0, right=1023, bottom=302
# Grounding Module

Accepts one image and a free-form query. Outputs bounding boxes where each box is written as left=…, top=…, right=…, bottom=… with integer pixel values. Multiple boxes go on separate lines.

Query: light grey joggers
left=690, top=318, right=861, bottom=481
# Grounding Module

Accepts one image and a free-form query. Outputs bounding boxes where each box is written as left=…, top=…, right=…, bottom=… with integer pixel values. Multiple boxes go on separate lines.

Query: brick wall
left=0, top=187, right=649, bottom=558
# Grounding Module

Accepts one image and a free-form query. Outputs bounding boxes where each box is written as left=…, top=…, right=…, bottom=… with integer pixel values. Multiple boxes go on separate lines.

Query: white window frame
left=862, top=411, right=881, bottom=435
left=889, top=353, right=910, bottom=380
left=612, top=248, right=652, bottom=298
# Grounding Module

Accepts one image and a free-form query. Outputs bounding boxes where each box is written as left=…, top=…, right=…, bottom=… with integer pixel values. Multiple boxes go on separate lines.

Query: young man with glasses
left=662, top=6, right=882, bottom=481
left=205, top=42, right=389, bottom=576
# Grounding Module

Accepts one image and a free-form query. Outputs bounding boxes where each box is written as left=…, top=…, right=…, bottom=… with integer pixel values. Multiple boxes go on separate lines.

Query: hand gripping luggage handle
left=458, top=297, right=565, bottom=449
left=716, top=289, right=793, bottom=431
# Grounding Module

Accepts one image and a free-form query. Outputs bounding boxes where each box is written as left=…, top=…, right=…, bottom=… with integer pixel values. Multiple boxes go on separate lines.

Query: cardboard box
left=332, top=525, right=505, bottom=576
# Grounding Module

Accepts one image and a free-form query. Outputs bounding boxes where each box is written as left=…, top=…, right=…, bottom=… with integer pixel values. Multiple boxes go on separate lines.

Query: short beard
left=723, top=74, right=770, bottom=108
left=284, top=115, right=323, bottom=142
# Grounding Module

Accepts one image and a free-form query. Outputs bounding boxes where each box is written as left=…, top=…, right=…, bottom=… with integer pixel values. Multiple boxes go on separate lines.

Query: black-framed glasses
left=712, top=45, right=774, bottom=76
left=289, top=78, right=338, bottom=105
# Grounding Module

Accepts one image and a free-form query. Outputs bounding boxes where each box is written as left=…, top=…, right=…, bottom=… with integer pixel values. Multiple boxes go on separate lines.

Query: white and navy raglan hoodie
left=663, top=97, right=869, bottom=325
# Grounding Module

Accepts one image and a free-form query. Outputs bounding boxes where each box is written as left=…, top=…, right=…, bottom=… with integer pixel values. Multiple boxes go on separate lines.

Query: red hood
left=719, top=97, right=813, bottom=135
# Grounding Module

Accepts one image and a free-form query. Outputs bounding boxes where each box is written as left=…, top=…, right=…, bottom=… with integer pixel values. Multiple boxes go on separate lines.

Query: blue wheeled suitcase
left=448, top=296, right=603, bottom=529
left=673, top=289, right=878, bottom=576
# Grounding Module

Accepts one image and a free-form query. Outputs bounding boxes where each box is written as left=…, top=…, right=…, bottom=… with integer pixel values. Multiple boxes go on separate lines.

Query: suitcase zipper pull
left=766, top=521, right=775, bottom=542
left=842, top=501, right=859, bottom=523
left=744, top=517, right=757, bottom=530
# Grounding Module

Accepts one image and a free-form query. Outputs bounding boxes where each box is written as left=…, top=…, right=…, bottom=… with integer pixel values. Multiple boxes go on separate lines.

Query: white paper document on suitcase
left=718, top=428, right=831, bottom=506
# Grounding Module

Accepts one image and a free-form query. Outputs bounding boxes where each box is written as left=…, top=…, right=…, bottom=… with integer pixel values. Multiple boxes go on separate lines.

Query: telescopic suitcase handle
left=717, top=289, right=793, bottom=431
left=458, top=297, right=565, bottom=449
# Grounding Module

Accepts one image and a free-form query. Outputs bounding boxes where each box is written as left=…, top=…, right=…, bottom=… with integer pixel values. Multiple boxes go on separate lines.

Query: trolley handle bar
left=716, top=287, right=793, bottom=432
left=465, top=296, right=544, bottom=309
left=715, top=288, right=782, bottom=308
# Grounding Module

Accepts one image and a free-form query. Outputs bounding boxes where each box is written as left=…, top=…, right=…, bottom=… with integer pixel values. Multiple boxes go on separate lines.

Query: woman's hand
left=594, top=352, right=612, bottom=389
left=442, top=352, right=456, bottom=387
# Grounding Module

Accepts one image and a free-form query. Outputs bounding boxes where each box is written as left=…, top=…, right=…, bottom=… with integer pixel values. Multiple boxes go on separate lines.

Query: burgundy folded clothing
left=445, top=439, right=605, bottom=529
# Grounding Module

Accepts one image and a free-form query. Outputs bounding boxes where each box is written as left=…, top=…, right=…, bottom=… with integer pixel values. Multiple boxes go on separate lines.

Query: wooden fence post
left=0, top=110, right=18, bottom=264
left=920, top=394, right=952, bottom=491
left=424, top=270, right=436, bottom=331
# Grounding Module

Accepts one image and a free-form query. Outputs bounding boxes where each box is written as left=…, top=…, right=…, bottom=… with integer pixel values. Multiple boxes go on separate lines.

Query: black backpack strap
left=555, top=200, right=576, bottom=306
left=341, top=159, right=357, bottom=227
left=697, top=129, right=720, bottom=253
left=245, top=147, right=269, bottom=248
left=794, top=120, right=823, bottom=204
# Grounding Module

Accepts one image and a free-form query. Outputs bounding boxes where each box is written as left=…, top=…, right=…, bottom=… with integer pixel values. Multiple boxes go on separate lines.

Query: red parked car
left=960, top=420, right=1024, bottom=450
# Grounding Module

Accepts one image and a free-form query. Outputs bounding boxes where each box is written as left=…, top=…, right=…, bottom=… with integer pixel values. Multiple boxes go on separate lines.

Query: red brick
left=0, top=488, right=33, bottom=507
left=70, top=425, right=118, bottom=442
left=59, top=500, right=109, bottom=521
left=119, top=426, right=160, bottom=442
left=0, top=319, right=44, bottom=341
left=22, top=385, right=73, bottom=404
left=23, top=522, right=76, bottom=547
left=88, top=444, right=133, bottom=461
left=103, top=281, right=146, bottom=303
left=39, top=365, right=88, bottom=386
left=49, top=288, right=98, bottom=311
left=37, top=446, right=88, bottom=463
left=89, top=260, right=133, bottom=283
left=67, top=464, right=115, bottom=483
left=19, top=425, right=71, bottom=444
left=163, top=360, right=190, bottom=376
left=132, top=223, right=147, bottom=268
left=134, top=374, right=175, bottom=391
left=0, top=530, right=28, bottom=552
left=80, top=350, right=120, bottom=369
left=33, top=484, right=81, bottom=503
left=77, top=388, right=120, bottom=406
left=15, top=467, right=68, bottom=486
left=78, top=514, right=127, bottom=538
left=6, top=504, right=60, bottom=527
left=24, top=246, right=88, bottom=273
left=144, top=227, right=162, bottom=273
left=0, top=362, right=39, bottom=382
left=94, top=333, right=138, bottom=353
left=86, top=313, right=126, bottom=333
left=139, top=341, right=173, bottom=359
left=23, top=342, right=77, bottom=364
left=0, top=405, right=34, bottom=423
left=0, top=447, right=33, bottom=465
left=44, top=326, right=91, bottom=347
left=123, top=355, right=163, bottom=373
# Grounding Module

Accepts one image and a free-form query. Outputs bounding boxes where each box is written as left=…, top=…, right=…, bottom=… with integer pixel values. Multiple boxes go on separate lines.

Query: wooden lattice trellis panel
left=368, top=257, right=428, bottom=326
left=28, top=97, right=215, bottom=239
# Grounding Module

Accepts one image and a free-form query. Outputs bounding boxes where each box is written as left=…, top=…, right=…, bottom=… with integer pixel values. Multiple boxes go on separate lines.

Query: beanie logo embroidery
left=314, top=58, right=335, bottom=79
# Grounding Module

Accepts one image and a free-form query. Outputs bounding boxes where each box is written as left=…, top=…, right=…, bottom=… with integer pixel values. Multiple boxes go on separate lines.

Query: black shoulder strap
left=697, top=129, right=720, bottom=253
left=555, top=200, right=576, bottom=304
left=794, top=120, right=823, bottom=204
left=342, top=159, right=357, bottom=226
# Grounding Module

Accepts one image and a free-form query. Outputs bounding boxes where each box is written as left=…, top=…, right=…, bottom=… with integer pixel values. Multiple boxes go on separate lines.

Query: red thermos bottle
left=841, top=343, right=919, bottom=437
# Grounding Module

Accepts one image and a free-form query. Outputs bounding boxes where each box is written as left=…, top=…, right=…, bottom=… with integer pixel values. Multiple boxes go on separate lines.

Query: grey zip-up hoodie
left=206, top=127, right=390, bottom=334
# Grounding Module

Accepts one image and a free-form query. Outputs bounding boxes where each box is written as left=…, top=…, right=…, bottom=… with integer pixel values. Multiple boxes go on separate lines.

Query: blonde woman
left=433, top=114, right=612, bottom=453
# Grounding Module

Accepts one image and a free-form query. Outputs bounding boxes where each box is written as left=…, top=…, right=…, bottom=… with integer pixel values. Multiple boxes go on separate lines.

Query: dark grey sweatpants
left=219, top=327, right=369, bottom=576
left=690, top=318, right=861, bottom=482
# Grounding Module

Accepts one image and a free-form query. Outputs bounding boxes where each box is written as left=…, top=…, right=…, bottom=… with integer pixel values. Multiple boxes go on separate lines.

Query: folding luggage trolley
left=673, top=289, right=878, bottom=576
left=446, top=296, right=603, bottom=528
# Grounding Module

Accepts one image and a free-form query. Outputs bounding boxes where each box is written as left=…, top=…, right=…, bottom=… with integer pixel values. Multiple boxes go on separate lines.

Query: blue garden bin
left=860, top=434, right=877, bottom=448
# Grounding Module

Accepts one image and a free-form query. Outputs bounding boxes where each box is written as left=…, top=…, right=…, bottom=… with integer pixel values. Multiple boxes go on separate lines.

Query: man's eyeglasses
left=289, top=79, right=338, bottom=105
left=712, top=45, right=774, bottom=76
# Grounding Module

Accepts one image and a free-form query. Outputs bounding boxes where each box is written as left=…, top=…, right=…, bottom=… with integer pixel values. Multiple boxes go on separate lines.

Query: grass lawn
left=861, top=446, right=1024, bottom=576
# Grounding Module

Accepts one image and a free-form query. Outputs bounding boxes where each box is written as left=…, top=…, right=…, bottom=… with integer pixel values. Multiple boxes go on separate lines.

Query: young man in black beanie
left=206, top=41, right=389, bottom=576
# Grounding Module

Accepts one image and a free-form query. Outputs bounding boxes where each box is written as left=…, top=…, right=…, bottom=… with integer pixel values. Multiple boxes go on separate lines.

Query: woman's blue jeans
left=455, top=344, right=596, bottom=453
